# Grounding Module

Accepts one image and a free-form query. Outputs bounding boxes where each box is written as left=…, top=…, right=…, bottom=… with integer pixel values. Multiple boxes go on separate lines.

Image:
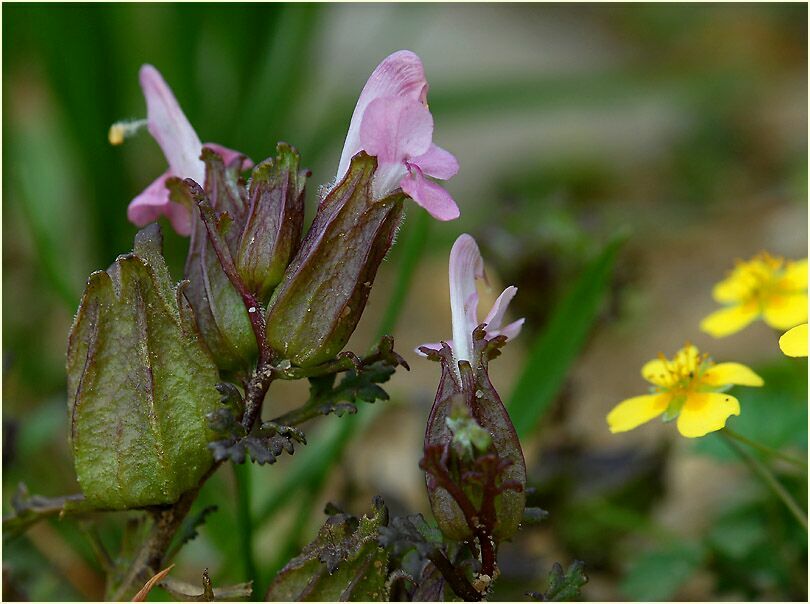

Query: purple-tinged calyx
left=126, top=65, right=252, bottom=236
left=265, top=152, right=404, bottom=367
left=419, top=332, right=527, bottom=542
left=334, top=50, right=459, bottom=221
left=418, top=234, right=527, bottom=543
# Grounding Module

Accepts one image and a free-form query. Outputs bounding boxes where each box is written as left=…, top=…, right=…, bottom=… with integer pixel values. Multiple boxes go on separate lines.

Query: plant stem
left=255, top=213, right=429, bottom=528
left=720, top=431, right=807, bottom=531
left=234, top=463, right=258, bottom=584
left=110, top=469, right=211, bottom=601
left=722, top=427, right=808, bottom=469
left=427, top=549, right=481, bottom=601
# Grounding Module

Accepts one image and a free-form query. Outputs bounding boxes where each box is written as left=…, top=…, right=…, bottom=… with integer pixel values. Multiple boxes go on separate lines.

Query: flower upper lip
left=126, top=65, right=252, bottom=236
left=334, top=50, right=459, bottom=221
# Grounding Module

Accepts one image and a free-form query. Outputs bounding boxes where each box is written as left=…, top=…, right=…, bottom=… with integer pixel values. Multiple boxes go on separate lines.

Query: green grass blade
left=233, top=463, right=258, bottom=584
left=508, top=235, right=626, bottom=439
left=237, top=3, right=321, bottom=155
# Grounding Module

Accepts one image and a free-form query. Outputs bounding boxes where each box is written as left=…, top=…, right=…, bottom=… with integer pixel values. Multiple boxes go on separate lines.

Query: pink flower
left=419, top=234, right=524, bottom=369
left=335, top=50, right=459, bottom=221
left=127, top=65, right=252, bottom=236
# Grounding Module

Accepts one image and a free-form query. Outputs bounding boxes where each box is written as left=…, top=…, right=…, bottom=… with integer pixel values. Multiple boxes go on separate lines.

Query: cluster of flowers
left=114, top=51, right=527, bottom=545
left=608, top=251, right=807, bottom=438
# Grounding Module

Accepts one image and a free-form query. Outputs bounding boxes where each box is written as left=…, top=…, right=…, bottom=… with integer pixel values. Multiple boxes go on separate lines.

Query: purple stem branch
left=192, top=191, right=274, bottom=430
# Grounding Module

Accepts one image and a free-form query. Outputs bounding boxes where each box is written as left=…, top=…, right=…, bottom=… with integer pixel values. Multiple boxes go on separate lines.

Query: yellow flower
left=779, top=323, right=808, bottom=357
left=607, top=344, right=763, bottom=438
left=700, top=253, right=807, bottom=338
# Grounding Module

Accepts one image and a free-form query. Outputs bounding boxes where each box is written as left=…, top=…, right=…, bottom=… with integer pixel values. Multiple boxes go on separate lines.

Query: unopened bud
left=236, top=143, right=307, bottom=303
left=180, top=149, right=258, bottom=372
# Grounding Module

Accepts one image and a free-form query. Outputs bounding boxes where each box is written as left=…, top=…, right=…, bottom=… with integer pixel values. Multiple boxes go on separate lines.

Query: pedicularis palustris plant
left=6, top=52, right=586, bottom=602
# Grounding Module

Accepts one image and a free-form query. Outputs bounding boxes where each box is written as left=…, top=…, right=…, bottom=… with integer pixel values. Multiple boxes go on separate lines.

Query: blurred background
left=3, top=3, right=807, bottom=601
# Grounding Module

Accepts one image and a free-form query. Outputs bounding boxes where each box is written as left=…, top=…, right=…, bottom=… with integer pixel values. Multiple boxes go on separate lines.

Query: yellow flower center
left=651, top=346, right=713, bottom=396
left=729, top=252, right=790, bottom=308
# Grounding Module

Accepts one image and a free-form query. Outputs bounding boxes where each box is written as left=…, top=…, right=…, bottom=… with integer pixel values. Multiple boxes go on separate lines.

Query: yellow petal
left=783, top=258, right=808, bottom=291
left=701, top=362, right=763, bottom=387
left=641, top=359, right=670, bottom=387
left=676, top=392, right=740, bottom=438
left=779, top=323, right=808, bottom=357
left=762, top=293, right=808, bottom=330
left=700, top=304, right=759, bottom=338
left=712, top=273, right=748, bottom=303
left=607, top=394, right=669, bottom=433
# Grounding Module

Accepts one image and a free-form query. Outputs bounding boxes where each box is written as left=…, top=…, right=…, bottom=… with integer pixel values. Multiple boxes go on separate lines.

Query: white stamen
left=108, top=118, right=148, bottom=146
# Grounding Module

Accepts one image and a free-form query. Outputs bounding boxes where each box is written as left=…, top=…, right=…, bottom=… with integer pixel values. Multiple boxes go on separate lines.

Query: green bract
left=67, top=224, right=220, bottom=509
left=265, top=152, right=405, bottom=367
left=266, top=498, right=390, bottom=601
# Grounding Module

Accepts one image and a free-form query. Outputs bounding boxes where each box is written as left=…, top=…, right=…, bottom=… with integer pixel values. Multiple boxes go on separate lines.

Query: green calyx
left=67, top=224, right=220, bottom=509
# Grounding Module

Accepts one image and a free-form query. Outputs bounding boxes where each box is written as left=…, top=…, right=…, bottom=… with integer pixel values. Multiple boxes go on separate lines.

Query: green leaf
left=508, top=235, right=626, bottom=438
left=528, top=560, right=588, bottom=601
left=708, top=506, right=767, bottom=560
left=165, top=505, right=219, bottom=562
left=266, top=497, right=390, bottom=601
left=620, top=542, right=704, bottom=601
left=67, top=224, right=221, bottom=509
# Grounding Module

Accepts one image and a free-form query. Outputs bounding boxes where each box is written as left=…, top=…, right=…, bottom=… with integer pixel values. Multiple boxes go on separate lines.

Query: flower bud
left=175, top=150, right=257, bottom=373
left=236, top=143, right=307, bottom=302
left=264, top=152, right=405, bottom=367
left=67, top=224, right=220, bottom=509
left=179, top=146, right=309, bottom=372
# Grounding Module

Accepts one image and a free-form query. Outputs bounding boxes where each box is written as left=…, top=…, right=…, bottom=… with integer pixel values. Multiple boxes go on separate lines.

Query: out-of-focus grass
left=508, top=235, right=626, bottom=438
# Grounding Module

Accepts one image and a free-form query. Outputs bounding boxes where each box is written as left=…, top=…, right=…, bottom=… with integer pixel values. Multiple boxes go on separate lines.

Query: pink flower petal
left=483, top=286, right=518, bottom=332
left=133, top=67, right=250, bottom=237
left=336, top=50, right=428, bottom=183
left=411, top=143, right=459, bottom=180
left=360, top=97, right=433, bottom=166
left=419, top=235, right=524, bottom=368
left=400, top=164, right=459, bottom=221
left=204, top=143, right=254, bottom=171
left=448, top=234, right=484, bottom=364
left=127, top=171, right=192, bottom=236
left=163, top=199, right=193, bottom=236
left=139, top=65, right=204, bottom=183
left=491, top=317, right=525, bottom=342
